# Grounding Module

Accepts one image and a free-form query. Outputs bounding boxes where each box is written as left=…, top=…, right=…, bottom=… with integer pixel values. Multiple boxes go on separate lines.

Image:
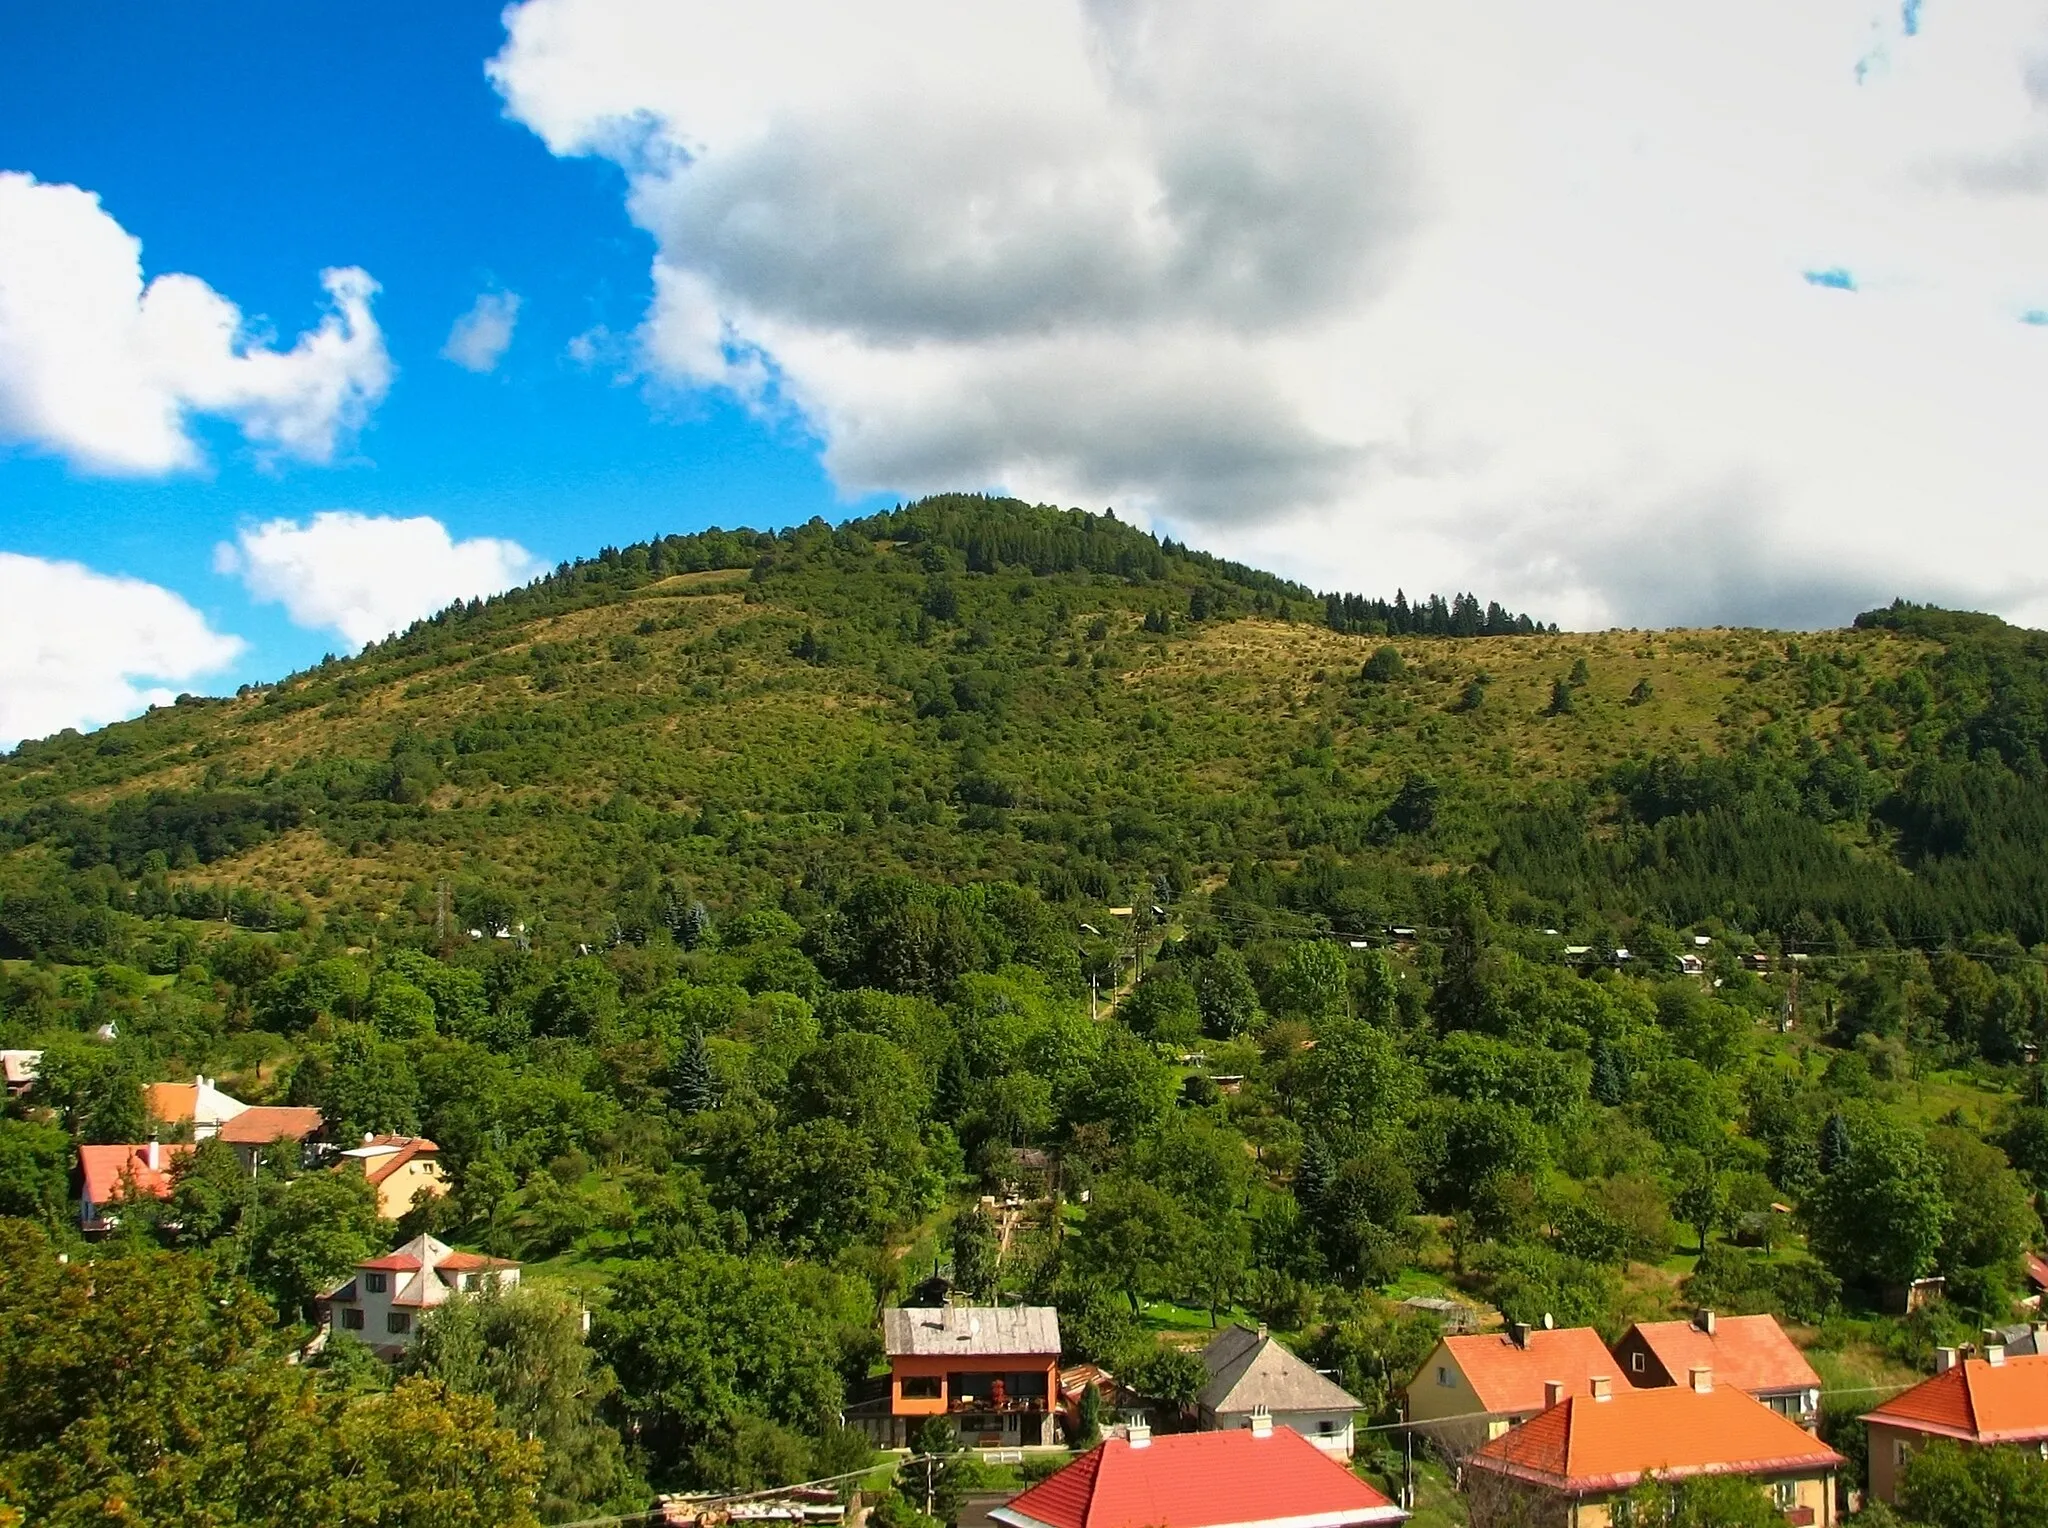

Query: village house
left=338, top=1133, right=449, bottom=1218
left=1861, top=1344, right=2048, bottom=1505
left=317, top=1233, right=520, bottom=1356
left=991, top=1422, right=1405, bottom=1528
left=216, top=1105, right=326, bottom=1175
left=881, top=1303, right=1062, bottom=1449
left=1196, top=1324, right=1365, bottom=1456
left=1404, top=1322, right=1634, bottom=1449
left=144, top=1074, right=248, bottom=1139
left=1610, top=1310, right=1821, bottom=1427
left=1464, top=1368, right=1843, bottom=1528
left=0, top=1049, right=41, bottom=1097
left=77, top=1139, right=194, bottom=1233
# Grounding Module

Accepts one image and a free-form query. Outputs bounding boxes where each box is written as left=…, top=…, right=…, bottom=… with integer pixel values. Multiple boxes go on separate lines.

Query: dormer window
left=365, top=1272, right=387, bottom=1295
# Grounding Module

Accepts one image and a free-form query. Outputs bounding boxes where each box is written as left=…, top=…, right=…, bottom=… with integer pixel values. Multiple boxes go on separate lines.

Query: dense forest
left=5, top=498, right=2048, bottom=1526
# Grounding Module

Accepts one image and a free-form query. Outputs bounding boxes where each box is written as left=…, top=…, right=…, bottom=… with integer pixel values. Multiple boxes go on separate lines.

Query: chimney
left=1543, top=1380, right=1565, bottom=1409
left=1987, top=1344, right=2007, bottom=1367
left=1509, top=1322, right=1532, bottom=1349
left=1694, top=1309, right=1717, bottom=1337
left=1936, top=1347, right=1959, bottom=1374
left=1256, top=1322, right=1269, bottom=1341
left=1128, top=1421, right=1152, bottom=1448
left=1589, top=1375, right=1612, bottom=1402
left=1249, top=1406, right=1273, bottom=1439
left=1688, top=1365, right=1712, bottom=1394
left=146, top=1137, right=159, bottom=1171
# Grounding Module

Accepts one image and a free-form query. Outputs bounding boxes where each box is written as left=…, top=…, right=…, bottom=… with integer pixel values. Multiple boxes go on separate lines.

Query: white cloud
left=0, top=173, right=391, bottom=475
left=217, top=511, right=545, bottom=648
left=493, top=0, right=2048, bottom=628
left=443, top=290, right=522, bottom=372
left=0, top=554, right=245, bottom=750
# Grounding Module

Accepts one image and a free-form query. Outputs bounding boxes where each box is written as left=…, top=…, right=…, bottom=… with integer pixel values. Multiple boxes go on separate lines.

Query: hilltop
left=5, top=496, right=2048, bottom=959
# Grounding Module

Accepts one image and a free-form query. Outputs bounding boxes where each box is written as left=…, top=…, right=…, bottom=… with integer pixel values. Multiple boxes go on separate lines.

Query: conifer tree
left=672, top=1028, right=717, bottom=1115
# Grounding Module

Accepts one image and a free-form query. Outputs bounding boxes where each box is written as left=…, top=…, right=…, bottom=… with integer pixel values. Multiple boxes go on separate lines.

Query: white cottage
left=318, top=1233, right=520, bottom=1356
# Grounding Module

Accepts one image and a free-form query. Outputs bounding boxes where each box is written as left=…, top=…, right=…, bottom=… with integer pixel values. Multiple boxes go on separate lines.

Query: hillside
left=8, top=498, right=2048, bottom=1521
left=6, top=496, right=2046, bottom=962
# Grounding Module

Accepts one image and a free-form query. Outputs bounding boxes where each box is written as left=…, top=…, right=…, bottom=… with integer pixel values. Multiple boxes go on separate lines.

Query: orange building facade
left=883, top=1305, right=1063, bottom=1447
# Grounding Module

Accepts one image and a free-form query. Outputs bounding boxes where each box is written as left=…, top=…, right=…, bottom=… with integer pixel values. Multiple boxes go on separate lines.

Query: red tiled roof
left=350, top=1136, right=440, bottom=1185
left=1435, top=1329, right=1634, bottom=1415
left=1468, top=1385, right=1842, bottom=1496
left=78, top=1143, right=194, bottom=1207
left=216, top=1106, right=324, bottom=1144
left=996, top=1429, right=1403, bottom=1528
left=358, top=1254, right=425, bottom=1272
left=1864, top=1354, right=2048, bottom=1444
left=1624, top=1316, right=1819, bottom=1396
left=2026, top=1252, right=2048, bottom=1293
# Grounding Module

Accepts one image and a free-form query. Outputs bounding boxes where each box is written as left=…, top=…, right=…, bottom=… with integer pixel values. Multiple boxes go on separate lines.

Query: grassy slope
left=0, top=525, right=1936, bottom=936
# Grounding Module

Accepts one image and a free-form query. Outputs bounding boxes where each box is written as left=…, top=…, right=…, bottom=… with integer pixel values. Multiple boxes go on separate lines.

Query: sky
left=4, top=1, right=2048, bottom=747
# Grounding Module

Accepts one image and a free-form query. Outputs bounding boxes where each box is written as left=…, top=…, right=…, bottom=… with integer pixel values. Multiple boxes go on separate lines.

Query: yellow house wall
left=1405, top=1340, right=1514, bottom=1451
left=1866, top=1421, right=1914, bottom=1505
left=373, top=1159, right=448, bottom=1219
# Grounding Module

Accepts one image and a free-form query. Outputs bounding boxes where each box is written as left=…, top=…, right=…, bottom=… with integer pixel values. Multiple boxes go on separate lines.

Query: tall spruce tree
left=672, top=1028, right=717, bottom=1115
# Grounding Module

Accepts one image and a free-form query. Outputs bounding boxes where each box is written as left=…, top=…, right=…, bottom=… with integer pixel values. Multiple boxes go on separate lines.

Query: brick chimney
left=1589, top=1375, right=1612, bottom=1402
left=1986, top=1343, right=2007, bottom=1367
left=1694, top=1309, right=1717, bottom=1336
left=1936, top=1347, right=1959, bottom=1374
left=1689, top=1366, right=1713, bottom=1394
left=1543, top=1380, right=1565, bottom=1408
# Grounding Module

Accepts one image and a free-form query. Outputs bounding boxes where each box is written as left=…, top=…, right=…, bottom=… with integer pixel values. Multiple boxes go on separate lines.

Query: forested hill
left=4, top=495, right=2048, bottom=961
left=18, top=497, right=2048, bottom=1523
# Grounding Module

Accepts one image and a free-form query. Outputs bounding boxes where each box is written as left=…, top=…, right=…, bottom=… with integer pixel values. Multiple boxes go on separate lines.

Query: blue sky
left=5, top=0, right=2048, bottom=747
left=0, top=1, right=871, bottom=716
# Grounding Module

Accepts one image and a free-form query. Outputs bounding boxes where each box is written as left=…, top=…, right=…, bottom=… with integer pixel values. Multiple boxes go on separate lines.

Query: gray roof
left=883, top=1305, right=1061, bottom=1359
left=1197, top=1326, right=1362, bottom=1416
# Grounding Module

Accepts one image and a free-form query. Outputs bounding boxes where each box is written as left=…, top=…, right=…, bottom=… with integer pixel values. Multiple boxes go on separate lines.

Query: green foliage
left=406, top=1282, right=645, bottom=1522
left=1806, top=1105, right=1950, bottom=1292
left=1899, top=1439, right=2048, bottom=1528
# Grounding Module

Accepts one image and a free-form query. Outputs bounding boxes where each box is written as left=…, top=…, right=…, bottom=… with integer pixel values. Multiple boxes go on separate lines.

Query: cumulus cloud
left=0, top=173, right=391, bottom=475
left=217, top=511, right=545, bottom=649
left=443, top=290, right=522, bottom=372
left=495, top=0, right=2048, bottom=628
left=0, top=554, right=245, bottom=749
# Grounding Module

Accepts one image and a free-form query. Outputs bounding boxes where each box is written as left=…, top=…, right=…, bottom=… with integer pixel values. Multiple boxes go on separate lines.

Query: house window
left=387, top=1312, right=411, bottom=1335
left=1773, top=1481, right=1797, bottom=1510
left=1318, top=1420, right=1336, bottom=1435
left=1895, top=1440, right=1912, bottom=1468
left=365, top=1272, right=387, bottom=1294
left=342, top=1308, right=364, bottom=1331
left=1630, top=1352, right=1645, bottom=1373
left=1437, top=1366, right=1453, bottom=1387
left=901, top=1376, right=943, bottom=1399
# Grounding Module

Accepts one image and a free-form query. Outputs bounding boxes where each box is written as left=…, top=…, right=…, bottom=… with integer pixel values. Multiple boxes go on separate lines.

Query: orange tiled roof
left=1467, top=1385, right=1842, bottom=1496
left=142, top=1082, right=199, bottom=1123
left=1436, top=1328, right=1634, bottom=1415
left=1625, top=1316, right=1819, bottom=1396
left=78, top=1143, right=194, bottom=1207
left=2026, top=1252, right=2048, bottom=1293
left=1865, top=1354, right=2048, bottom=1444
left=216, top=1106, right=323, bottom=1144
left=347, top=1135, right=440, bottom=1185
